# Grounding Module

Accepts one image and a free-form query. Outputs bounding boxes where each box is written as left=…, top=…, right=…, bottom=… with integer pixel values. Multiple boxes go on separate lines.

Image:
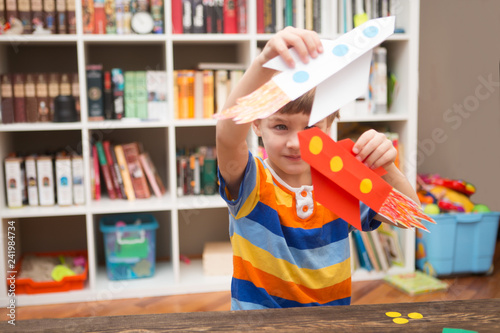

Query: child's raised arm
left=216, top=27, right=323, bottom=199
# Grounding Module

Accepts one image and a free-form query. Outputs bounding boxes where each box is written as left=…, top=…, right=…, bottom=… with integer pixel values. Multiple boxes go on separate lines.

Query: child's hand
left=352, top=129, right=397, bottom=170
left=258, top=27, right=323, bottom=69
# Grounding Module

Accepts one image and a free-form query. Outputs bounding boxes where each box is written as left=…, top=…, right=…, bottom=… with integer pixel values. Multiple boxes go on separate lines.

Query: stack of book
left=174, top=65, right=244, bottom=119
left=4, top=153, right=85, bottom=208
left=0, top=72, right=80, bottom=124
left=350, top=223, right=405, bottom=273
left=0, top=0, right=77, bottom=34
left=91, top=140, right=166, bottom=200
left=339, top=0, right=404, bottom=33
left=172, top=0, right=246, bottom=34
left=82, top=0, right=164, bottom=34
left=86, top=65, right=167, bottom=121
left=176, top=146, right=217, bottom=196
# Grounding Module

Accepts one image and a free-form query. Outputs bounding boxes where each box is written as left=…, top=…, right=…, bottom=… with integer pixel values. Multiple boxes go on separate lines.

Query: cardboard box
left=4, top=157, right=23, bottom=208
left=202, top=241, right=232, bottom=276
left=37, top=156, right=55, bottom=206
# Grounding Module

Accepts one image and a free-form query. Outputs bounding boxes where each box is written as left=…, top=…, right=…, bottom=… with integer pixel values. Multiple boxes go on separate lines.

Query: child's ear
left=252, top=120, right=262, bottom=137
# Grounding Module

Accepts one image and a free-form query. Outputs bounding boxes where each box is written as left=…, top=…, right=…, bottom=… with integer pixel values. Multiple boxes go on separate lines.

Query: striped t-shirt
left=218, top=151, right=380, bottom=310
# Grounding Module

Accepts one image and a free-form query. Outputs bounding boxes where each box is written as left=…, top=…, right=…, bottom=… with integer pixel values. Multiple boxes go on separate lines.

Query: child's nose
left=286, top=133, right=300, bottom=149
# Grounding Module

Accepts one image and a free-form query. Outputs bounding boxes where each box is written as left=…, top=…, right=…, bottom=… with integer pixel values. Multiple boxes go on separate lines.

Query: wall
left=418, top=0, right=500, bottom=210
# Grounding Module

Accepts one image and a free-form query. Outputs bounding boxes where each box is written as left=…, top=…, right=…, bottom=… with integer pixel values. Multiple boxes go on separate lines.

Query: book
left=55, top=0, right=67, bottom=33
left=199, top=146, right=217, bottom=195
left=92, top=144, right=101, bottom=200
left=48, top=73, right=60, bottom=121
left=360, top=231, right=380, bottom=271
left=171, top=0, right=183, bottom=33
left=71, top=155, right=85, bottom=205
left=378, top=223, right=405, bottom=267
left=103, top=71, right=114, bottom=119
left=114, top=144, right=136, bottom=200
left=0, top=0, right=5, bottom=29
left=370, top=229, right=390, bottom=271
left=70, top=73, right=80, bottom=119
left=24, top=156, right=39, bottom=206
left=104, top=0, right=116, bottom=34
left=87, top=65, right=104, bottom=120
left=82, top=0, right=95, bottom=33
left=214, top=69, right=228, bottom=113
left=24, top=74, right=38, bottom=123
left=135, top=71, right=148, bottom=119
left=256, top=0, right=264, bottom=33
left=213, top=0, right=223, bottom=33
left=124, top=71, right=137, bottom=118
left=95, top=141, right=117, bottom=199
left=151, top=0, right=164, bottom=33
left=202, top=70, right=214, bottom=118
left=192, top=0, right=205, bottom=33
left=121, top=142, right=151, bottom=199
left=139, top=152, right=166, bottom=198
left=115, top=0, right=124, bottom=34
left=111, top=68, right=124, bottom=119
left=94, top=0, right=106, bottom=34
left=108, top=143, right=127, bottom=199
left=1, top=74, right=15, bottom=124
left=177, top=70, right=195, bottom=119
left=146, top=71, right=168, bottom=120
left=18, top=0, right=31, bottom=33
left=352, top=229, right=373, bottom=271
left=383, top=271, right=448, bottom=296
left=263, top=0, right=275, bottom=33
left=237, top=0, right=247, bottom=33
left=223, top=0, right=237, bottom=33
left=43, top=0, right=57, bottom=33
left=182, top=0, right=193, bottom=33
left=4, top=157, right=23, bottom=208
left=55, top=156, right=73, bottom=206
left=35, top=73, right=50, bottom=122
left=66, top=0, right=76, bottom=33
left=31, top=0, right=44, bottom=32
left=37, top=156, right=55, bottom=206
left=194, top=70, right=204, bottom=119
left=102, top=140, right=123, bottom=199
left=13, top=74, right=26, bottom=123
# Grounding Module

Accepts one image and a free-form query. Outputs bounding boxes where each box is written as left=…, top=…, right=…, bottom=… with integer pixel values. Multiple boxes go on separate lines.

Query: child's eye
left=274, top=124, right=287, bottom=130
left=304, top=125, right=316, bottom=130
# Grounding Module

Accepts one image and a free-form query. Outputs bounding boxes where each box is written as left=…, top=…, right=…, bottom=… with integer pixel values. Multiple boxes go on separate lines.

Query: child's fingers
left=267, top=27, right=323, bottom=67
left=363, top=140, right=396, bottom=169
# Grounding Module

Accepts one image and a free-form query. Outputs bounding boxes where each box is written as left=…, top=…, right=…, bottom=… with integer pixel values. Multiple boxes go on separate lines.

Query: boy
left=216, top=27, right=419, bottom=310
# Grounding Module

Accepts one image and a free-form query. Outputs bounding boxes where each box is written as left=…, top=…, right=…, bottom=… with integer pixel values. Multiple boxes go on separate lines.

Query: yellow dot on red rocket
left=330, top=156, right=343, bottom=172
left=309, top=136, right=323, bottom=155
left=360, top=178, right=373, bottom=193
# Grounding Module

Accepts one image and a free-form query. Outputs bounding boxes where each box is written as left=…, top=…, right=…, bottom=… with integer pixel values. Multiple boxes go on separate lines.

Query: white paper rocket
left=215, top=16, right=396, bottom=126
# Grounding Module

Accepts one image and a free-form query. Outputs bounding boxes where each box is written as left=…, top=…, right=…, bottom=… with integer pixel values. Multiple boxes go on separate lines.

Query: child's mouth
left=285, top=155, right=302, bottom=161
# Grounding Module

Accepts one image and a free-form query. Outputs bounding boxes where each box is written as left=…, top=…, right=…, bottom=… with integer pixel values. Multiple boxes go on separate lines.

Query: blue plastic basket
left=99, top=213, right=159, bottom=280
left=416, top=212, right=500, bottom=276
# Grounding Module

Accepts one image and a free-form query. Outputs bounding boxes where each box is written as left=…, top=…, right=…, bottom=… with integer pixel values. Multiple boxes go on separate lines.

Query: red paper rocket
left=298, top=128, right=435, bottom=231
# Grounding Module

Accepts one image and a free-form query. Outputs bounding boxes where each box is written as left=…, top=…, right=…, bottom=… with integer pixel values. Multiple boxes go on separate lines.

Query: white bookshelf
left=0, top=0, right=420, bottom=306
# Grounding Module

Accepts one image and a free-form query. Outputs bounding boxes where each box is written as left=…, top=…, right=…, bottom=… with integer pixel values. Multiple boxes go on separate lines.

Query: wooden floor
left=5, top=241, right=500, bottom=321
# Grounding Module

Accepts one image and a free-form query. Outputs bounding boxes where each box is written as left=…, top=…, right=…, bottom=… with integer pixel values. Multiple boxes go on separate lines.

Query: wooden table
left=3, top=298, right=500, bottom=332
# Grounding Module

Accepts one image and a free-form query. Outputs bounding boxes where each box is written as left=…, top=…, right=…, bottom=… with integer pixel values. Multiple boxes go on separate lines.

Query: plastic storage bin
left=100, top=213, right=159, bottom=280
left=13, top=250, right=88, bottom=294
left=416, top=212, right=500, bottom=276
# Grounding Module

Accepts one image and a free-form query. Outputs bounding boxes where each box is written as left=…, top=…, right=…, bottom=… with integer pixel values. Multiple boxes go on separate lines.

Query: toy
left=51, top=256, right=76, bottom=282
left=417, top=175, right=476, bottom=213
left=298, top=128, right=435, bottom=231
left=472, top=204, right=491, bottom=213
left=423, top=203, right=440, bottom=215
left=215, top=17, right=396, bottom=126
left=419, top=174, right=476, bottom=197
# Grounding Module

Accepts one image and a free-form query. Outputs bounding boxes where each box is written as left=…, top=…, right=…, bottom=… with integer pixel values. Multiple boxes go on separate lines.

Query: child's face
left=253, top=112, right=331, bottom=187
